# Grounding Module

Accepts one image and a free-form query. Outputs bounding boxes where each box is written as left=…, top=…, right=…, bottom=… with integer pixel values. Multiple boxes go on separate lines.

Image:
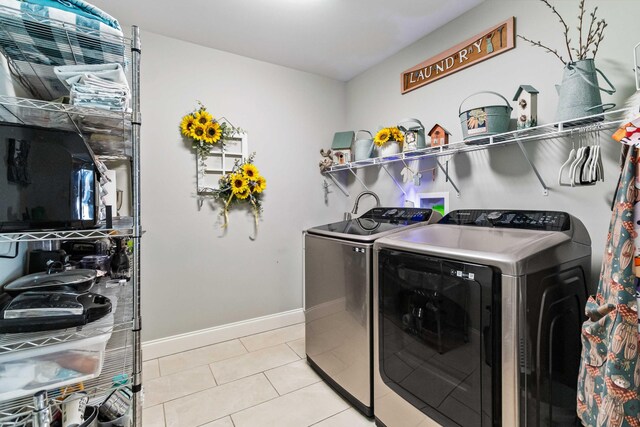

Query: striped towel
left=0, top=0, right=125, bottom=67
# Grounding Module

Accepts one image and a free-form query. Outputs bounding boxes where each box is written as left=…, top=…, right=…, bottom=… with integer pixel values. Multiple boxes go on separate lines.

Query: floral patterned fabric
left=577, top=148, right=640, bottom=427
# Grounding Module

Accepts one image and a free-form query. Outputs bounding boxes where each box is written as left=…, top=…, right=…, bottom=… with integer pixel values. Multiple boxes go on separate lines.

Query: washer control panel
left=440, top=209, right=570, bottom=231
left=360, top=207, right=434, bottom=223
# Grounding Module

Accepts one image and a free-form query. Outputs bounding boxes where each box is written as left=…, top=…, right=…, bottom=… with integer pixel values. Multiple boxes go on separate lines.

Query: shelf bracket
left=381, top=165, right=406, bottom=196
left=435, top=159, right=460, bottom=197
left=348, top=168, right=370, bottom=191
left=515, top=139, right=549, bottom=196
left=325, top=172, right=349, bottom=197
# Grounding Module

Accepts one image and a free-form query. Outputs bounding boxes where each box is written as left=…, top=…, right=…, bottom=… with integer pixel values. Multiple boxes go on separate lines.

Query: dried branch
left=539, top=0, right=574, bottom=61
left=577, top=0, right=586, bottom=59
left=583, top=6, right=599, bottom=59
left=522, top=0, right=607, bottom=63
left=592, top=19, right=607, bottom=59
left=517, top=35, right=566, bottom=64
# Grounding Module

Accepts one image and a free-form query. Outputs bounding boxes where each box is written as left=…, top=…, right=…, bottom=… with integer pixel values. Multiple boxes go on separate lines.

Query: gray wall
left=1, top=0, right=637, bottom=342
left=139, top=31, right=346, bottom=341
left=342, top=0, right=639, bottom=284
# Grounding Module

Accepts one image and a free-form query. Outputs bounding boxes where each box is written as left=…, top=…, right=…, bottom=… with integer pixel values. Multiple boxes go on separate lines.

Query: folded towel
left=0, top=0, right=126, bottom=77
left=54, top=63, right=129, bottom=88
left=54, top=63, right=130, bottom=111
left=21, top=0, right=121, bottom=30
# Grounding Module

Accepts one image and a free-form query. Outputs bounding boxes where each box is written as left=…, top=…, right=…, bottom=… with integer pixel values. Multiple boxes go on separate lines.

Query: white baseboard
left=142, top=308, right=305, bottom=361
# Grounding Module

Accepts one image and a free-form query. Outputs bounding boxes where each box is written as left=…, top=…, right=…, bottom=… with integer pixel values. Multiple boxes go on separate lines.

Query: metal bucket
left=459, top=91, right=512, bottom=143
left=555, top=59, right=615, bottom=123
left=353, top=130, right=374, bottom=160
left=398, top=118, right=426, bottom=151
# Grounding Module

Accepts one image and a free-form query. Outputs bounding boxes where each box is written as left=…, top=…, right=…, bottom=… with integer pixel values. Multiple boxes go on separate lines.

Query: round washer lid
left=3, top=269, right=97, bottom=295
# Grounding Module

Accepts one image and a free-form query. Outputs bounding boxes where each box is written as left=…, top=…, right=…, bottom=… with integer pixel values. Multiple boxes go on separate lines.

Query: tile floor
left=142, top=323, right=375, bottom=427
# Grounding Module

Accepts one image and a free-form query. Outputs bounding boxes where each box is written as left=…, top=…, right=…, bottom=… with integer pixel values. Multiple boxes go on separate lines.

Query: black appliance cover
left=0, top=122, right=99, bottom=232
left=0, top=292, right=111, bottom=332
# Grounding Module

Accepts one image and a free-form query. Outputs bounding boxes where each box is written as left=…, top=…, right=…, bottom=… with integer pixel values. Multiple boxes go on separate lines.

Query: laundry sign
left=401, top=17, right=515, bottom=94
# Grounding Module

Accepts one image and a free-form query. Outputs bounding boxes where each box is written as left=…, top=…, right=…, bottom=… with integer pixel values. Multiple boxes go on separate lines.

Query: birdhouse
left=428, top=124, right=451, bottom=147
left=513, top=85, right=539, bottom=129
left=331, top=131, right=354, bottom=165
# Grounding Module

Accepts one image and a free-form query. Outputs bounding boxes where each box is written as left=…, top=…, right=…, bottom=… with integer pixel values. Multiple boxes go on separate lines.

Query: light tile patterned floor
left=142, top=323, right=375, bottom=427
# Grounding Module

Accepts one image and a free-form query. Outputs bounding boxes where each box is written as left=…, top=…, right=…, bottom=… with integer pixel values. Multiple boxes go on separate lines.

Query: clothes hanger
left=589, top=127, right=600, bottom=184
left=579, top=145, right=592, bottom=185
left=596, top=125, right=604, bottom=182
left=558, top=130, right=577, bottom=186
left=569, top=131, right=586, bottom=187
left=581, top=129, right=596, bottom=184
left=576, top=130, right=593, bottom=185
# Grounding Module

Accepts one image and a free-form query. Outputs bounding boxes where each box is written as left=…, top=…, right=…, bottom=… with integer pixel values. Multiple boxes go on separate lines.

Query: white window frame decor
left=197, top=127, right=248, bottom=195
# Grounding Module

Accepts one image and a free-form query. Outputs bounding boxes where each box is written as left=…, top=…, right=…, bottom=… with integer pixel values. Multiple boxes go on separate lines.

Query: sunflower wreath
left=210, top=153, right=266, bottom=231
left=180, top=101, right=241, bottom=159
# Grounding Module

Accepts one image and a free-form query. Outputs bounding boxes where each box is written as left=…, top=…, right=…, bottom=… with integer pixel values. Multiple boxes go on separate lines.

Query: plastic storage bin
left=0, top=333, right=110, bottom=401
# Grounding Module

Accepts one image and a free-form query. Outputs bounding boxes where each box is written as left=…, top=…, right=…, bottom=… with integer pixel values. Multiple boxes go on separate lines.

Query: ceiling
left=89, top=0, right=484, bottom=81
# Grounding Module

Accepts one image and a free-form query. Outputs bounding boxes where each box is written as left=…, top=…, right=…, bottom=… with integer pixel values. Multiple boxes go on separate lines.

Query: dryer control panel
left=360, top=207, right=434, bottom=223
left=440, top=209, right=570, bottom=231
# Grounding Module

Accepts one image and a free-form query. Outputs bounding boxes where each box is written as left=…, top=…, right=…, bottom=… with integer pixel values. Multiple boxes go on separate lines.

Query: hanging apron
left=577, top=147, right=640, bottom=427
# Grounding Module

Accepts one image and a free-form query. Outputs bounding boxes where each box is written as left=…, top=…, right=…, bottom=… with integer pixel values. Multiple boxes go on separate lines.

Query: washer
left=305, top=207, right=442, bottom=417
left=373, top=209, right=591, bottom=427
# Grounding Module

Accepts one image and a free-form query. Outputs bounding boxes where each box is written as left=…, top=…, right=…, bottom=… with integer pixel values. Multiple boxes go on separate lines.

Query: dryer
left=305, top=207, right=442, bottom=417
left=373, top=209, right=591, bottom=427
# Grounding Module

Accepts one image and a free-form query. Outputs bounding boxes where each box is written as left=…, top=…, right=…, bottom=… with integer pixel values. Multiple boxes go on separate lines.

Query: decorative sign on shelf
left=401, top=17, right=515, bottom=94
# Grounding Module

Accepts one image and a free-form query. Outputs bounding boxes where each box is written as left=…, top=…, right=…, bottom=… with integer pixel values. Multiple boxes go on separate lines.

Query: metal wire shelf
left=0, top=281, right=133, bottom=354
left=97, top=154, right=131, bottom=162
left=0, top=330, right=133, bottom=426
left=0, top=218, right=134, bottom=243
left=0, top=95, right=132, bottom=157
left=0, top=4, right=131, bottom=101
left=0, top=6, right=142, bottom=424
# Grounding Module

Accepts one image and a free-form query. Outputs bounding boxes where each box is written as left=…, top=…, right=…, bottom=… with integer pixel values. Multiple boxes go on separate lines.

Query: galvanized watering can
left=555, top=59, right=616, bottom=123
left=353, top=130, right=374, bottom=160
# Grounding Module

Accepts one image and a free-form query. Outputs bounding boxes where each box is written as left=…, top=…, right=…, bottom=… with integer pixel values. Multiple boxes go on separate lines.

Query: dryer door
left=378, top=249, right=500, bottom=427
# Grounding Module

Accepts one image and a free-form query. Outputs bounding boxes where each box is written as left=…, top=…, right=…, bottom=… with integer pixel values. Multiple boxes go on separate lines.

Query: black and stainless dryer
left=373, top=210, right=591, bottom=427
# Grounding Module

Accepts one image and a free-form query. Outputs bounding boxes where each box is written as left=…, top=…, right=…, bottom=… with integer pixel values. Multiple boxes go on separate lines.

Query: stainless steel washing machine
left=305, top=207, right=442, bottom=417
left=373, top=209, right=591, bottom=427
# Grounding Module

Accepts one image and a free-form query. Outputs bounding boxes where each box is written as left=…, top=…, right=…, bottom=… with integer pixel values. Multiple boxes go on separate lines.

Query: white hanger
left=569, top=132, right=586, bottom=186
left=558, top=131, right=577, bottom=186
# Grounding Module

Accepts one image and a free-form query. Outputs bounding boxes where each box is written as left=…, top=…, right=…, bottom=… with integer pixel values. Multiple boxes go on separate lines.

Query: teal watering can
left=555, top=59, right=616, bottom=123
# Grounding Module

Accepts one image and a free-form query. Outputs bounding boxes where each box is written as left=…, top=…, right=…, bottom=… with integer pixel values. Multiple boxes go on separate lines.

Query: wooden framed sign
left=401, top=17, right=515, bottom=94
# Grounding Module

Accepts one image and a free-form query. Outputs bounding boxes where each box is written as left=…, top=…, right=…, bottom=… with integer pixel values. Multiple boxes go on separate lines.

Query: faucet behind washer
left=344, top=191, right=381, bottom=220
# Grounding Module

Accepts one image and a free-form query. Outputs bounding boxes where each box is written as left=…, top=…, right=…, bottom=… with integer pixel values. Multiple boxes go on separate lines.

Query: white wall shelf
left=324, top=107, right=638, bottom=197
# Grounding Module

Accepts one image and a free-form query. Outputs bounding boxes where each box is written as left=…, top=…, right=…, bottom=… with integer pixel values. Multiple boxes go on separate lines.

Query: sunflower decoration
left=374, top=126, right=404, bottom=147
left=179, top=101, right=240, bottom=158
left=211, top=153, right=266, bottom=234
